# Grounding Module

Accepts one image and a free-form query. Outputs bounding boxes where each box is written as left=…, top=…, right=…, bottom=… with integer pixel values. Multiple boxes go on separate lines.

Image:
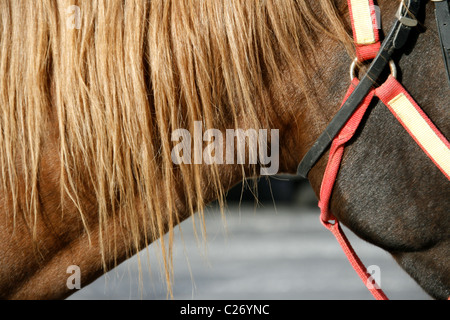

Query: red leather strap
left=347, top=0, right=381, bottom=61
left=376, top=76, right=450, bottom=180
left=319, top=76, right=450, bottom=299
left=320, top=1, right=385, bottom=300
left=320, top=1, right=449, bottom=301
left=319, top=79, right=389, bottom=300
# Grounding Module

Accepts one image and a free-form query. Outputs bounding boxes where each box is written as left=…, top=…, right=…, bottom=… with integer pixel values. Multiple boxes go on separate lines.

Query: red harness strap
left=320, top=77, right=450, bottom=300
left=376, top=76, right=450, bottom=180
left=319, top=1, right=450, bottom=300
left=319, top=79, right=388, bottom=300
left=321, top=2, right=385, bottom=296
left=348, top=0, right=381, bottom=61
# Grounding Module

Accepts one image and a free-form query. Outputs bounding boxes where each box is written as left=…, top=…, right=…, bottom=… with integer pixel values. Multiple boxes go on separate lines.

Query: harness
left=297, top=0, right=450, bottom=300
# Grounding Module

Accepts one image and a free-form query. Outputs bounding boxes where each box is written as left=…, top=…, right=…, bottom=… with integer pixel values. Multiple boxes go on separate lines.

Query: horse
left=0, top=0, right=448, bottom=300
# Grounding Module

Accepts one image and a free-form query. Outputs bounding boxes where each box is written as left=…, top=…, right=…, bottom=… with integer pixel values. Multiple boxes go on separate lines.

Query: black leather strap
left=435, top=0, right=450, bottom=86
left=297, top=0, right=424, bottom=179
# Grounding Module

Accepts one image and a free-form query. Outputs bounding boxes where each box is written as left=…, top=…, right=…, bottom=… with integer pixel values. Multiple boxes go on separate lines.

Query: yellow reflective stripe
left=350, top=0, right=376, bottom=45
left=388, top=93, right=450, bottom=177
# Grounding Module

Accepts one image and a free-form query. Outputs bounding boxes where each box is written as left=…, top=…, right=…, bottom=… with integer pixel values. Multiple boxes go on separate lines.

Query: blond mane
left=0, top=0, right=353, bottom=292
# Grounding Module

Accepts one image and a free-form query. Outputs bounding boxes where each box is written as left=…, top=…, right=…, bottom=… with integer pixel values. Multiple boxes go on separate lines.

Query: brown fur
left=0, top=0, right=354, bottom=299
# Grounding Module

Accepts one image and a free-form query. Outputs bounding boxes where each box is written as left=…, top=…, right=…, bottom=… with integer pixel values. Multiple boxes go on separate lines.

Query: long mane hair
left=0, top=0, right=353, bottom=291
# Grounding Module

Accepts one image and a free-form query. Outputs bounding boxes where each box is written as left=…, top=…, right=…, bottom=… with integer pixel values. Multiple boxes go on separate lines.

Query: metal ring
left=350, top=58, right=397, bottom=81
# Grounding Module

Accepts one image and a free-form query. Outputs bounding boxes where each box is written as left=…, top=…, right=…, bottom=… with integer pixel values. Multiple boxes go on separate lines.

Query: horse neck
left=284, top=0, right=449, bottom=209
left=275, top=0, right=403, bottom=190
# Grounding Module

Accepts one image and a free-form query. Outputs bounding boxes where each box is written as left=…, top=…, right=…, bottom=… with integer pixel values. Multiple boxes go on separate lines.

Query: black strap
left=435, top=0, right=450, bottom=87
left=297, top=0, right=424, bottom=179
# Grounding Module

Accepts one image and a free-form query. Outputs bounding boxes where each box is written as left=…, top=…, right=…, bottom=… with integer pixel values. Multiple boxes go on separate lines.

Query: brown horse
left=0, top=0, right=448, bottom=300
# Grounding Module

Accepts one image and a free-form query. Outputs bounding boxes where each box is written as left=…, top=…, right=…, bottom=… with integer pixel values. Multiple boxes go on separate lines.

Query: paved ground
left=68, top=204, right=431, bottom=300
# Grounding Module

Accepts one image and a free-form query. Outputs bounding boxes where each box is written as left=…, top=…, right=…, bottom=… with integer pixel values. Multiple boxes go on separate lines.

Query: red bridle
left=312, top=0, right=450, bottom=300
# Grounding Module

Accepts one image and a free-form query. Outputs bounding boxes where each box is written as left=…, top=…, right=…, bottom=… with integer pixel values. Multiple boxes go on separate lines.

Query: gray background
left=68, top=178, right=431, bottom=300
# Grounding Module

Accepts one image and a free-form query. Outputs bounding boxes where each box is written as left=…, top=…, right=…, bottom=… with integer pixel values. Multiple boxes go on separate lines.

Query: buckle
left=396, top=0, right=419, bottom=27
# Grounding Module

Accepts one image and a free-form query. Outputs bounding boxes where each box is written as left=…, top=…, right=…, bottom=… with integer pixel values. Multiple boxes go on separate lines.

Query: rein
left=297, top=0, right=450, bottom=300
